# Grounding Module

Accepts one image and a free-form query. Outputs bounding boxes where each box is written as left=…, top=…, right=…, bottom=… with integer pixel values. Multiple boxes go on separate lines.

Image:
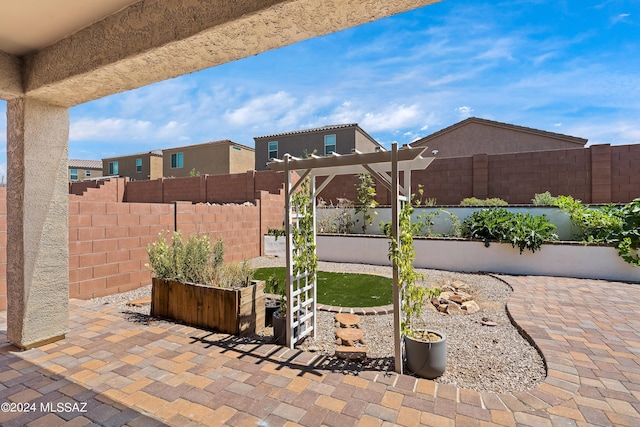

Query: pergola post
left=391, top=143, right=403, bottom=374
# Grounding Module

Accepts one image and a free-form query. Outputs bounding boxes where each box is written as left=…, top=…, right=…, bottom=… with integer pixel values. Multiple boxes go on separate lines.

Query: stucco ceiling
left=0, top=0, right=141, bottom=55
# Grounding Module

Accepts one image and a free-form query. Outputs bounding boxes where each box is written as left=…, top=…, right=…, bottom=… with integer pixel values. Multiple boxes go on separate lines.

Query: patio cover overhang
left=269, top=144, right=434, bottom=372
left=0, top=0, right=441, bottom=349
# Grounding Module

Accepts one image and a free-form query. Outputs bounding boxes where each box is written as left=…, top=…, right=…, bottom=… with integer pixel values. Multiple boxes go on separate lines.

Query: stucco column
left=6, top=97, right=69, bottom=349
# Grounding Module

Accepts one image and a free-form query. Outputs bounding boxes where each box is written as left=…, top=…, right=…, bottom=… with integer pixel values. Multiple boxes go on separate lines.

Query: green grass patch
left=254, top=267, right=392, bottom=307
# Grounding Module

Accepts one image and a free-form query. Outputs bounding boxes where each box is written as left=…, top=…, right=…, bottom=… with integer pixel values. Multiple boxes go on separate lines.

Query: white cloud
left=612, top=13, right=630, bottom=24
left=70, top=118, right=152, bottom=141
left=456, top=106, right=474, bottom=117
left=360, top=104, right=423, bottom=132
left=224, top=91, right=297, bottom=126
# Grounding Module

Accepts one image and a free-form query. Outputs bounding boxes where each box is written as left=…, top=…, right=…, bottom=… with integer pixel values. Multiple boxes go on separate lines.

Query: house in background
left=412, top=117, right=588, bottom=157
left=162, top=140, right=254, bottom=178
left=68, top=159, right=103, bottom=182
left=102, top=150, right=163, bottom=180
left=102, top=140, right=255, bottom=180
left=253, top=123, right=384, bottom=170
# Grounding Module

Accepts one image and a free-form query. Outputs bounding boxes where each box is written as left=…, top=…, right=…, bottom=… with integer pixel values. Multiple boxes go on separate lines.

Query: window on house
left=136, top=158, right=143, bottom=173
left=109, top=161, right=119, bottom=175
left=85, top=170, right=91, bottom=177
left=70, top=169, right=78, bottom=181
left=268, top=141, right=278, bottom=160
left=171, top=152, right=183, bottom=168
left=324, top=134, right=336, bottom=156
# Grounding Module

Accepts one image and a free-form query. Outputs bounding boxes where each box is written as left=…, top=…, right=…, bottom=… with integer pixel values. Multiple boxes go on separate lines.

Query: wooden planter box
left=151, top=278, right=265, bottom=336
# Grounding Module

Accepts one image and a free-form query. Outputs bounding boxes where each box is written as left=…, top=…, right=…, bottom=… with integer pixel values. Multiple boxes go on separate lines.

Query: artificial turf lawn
left=253, top=267, right=393, bottom=307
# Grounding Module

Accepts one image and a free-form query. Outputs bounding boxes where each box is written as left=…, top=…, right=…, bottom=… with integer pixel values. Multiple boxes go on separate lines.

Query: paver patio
left=0, top=274, right=638, bottom=426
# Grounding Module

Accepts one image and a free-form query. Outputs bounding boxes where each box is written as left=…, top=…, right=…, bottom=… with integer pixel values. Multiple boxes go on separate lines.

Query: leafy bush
left=555, top=196, right=640, bottom=266
left=462, top=208, right=558, bottom=253
left=213, top=261, right=254, bottom=288
left=460, top=197, right=508, bottom=206
left=266, top=227, right=285, bottom=240
left=317, top=198, right=354, bottom=234
left=354, top=173, right=378, bottom=233
left=532, top=191, right=558, bottom=206
left=147, top=232, right=255, bottom=287
left=554, top=196, right=622, bottom=242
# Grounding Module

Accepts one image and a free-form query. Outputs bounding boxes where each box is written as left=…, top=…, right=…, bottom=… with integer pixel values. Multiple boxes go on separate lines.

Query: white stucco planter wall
left=317, top=235, right=640, bottom=283
left=318, top=206, right=581, bottom=240
left=264, top=235, right=286, bottom=257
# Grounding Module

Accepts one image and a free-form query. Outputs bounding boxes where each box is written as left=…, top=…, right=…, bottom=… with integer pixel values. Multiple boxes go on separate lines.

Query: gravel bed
left=89, top=257, right=546, bottom=393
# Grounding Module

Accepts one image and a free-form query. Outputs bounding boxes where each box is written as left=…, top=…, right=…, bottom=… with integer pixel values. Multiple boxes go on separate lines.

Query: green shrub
left=460, top=197, right=508, bottom=206
left=532, top=191, right=558, bottom=206
left=146, top=232, right=255, bottom=286
left=555, top=196, right=640, bottom=266
left=462, top=208, right=558, bottom=253
left=213, top=261, right=254, bottom=288
left=554, top=196, right=622, bottom=242
left=616, top=199, right=640, bottom=265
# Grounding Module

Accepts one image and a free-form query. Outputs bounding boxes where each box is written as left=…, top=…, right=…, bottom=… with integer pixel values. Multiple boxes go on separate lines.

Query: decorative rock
left=438, top=304, right=448, bottom=313
left=450, top=293, right=473, bottom=304
left=462, top=300, right=480, bottom=314
left=439, top=291, right=453, bottom=301
left=430, top=296, right=440, bottom=307
left=446, top=302, right=465, bottom=315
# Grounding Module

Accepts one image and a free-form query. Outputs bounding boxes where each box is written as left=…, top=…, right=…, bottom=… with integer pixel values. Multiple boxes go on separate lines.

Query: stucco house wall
left=254, top=123, right=383, bottom=170
left=413, top=117, right=587, bottom=158
left=163, top=140, right=255, bottom=177
left=103, top=151, right=163, bottom=180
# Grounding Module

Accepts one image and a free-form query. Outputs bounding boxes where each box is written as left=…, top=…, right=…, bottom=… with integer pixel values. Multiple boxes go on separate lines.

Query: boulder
left=462, top=300, right=481, bottom=314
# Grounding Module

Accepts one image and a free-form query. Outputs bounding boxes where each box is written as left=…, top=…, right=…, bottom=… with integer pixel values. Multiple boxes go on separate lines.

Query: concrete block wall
left=125, top=170, right=286, bottom=204
left=68, top=197, right=175, bottom=300
left=611, top=144, right=640, bottom=203
left=487, top=148, right=592, bottom=204
left=411, top=157, right=474, bottom=205
left=175, top=201, right=261, bottom=262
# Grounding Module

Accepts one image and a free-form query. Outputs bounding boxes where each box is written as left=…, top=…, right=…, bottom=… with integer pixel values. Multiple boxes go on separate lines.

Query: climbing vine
left=291, top=178, right=318, bottom=278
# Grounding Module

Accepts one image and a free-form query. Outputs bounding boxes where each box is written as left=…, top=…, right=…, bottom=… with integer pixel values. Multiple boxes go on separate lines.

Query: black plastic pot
left=404, top=330, right=447, bottom=379
left=265, top=299, right=279, bottom=327
left=272, top=309, right=286, bottom=345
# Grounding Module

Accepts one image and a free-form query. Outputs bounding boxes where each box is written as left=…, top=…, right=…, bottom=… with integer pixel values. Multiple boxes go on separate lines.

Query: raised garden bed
left=317, top=235, right=640, bottom=283
left=151, top=278, right=265, bottom=336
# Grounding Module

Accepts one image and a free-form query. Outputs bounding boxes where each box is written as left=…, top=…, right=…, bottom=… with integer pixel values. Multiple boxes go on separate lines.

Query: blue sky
left=1, top=0, right=639, bottom=178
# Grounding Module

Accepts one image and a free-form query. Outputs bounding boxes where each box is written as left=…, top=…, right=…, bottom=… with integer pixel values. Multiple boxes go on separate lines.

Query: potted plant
left=271, top=286, right=287, bottom=345
left=388, top=196, right=446, bottom=379
left=146, top=231, right=265, bottom=336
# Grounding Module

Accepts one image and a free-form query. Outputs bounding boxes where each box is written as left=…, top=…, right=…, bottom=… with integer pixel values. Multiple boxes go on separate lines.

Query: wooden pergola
left=268, top=142, right=434, bottom=373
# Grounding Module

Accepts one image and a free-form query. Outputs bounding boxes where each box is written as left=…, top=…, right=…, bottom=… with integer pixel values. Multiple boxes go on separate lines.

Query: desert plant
left=532, top=191, right=558, bottom=206
left=213, top=261, right=254, bottom=288
left=460, top=197, right=508, bottom=206
left=462, top=208, right=558, bottom=253
left=147, top=232, right=257, bottom=286
left=316, top=198, right=355, bottom=234
left=146, top=231, right=215, bottom=283
left=213, top=236, right=224, bottom=270
left=355, top=173, right=378, bottom=233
